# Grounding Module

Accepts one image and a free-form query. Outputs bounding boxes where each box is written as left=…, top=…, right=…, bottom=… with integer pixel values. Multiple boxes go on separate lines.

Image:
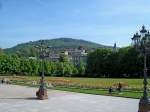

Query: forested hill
left=4, top=38, right=112, bottom=57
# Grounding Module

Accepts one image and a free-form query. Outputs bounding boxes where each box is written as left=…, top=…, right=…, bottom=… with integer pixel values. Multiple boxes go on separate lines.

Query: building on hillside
left=70, top=54, right=87, bottom=66
left=44, top=53, right=60, bottom=62
left=43, top=48, right=88, bottom=66
left=64, top=48, right=88, bottom=66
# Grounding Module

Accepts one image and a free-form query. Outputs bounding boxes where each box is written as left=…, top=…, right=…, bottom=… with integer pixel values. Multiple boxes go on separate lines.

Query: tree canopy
left=0, top=46, right=149, bottom=78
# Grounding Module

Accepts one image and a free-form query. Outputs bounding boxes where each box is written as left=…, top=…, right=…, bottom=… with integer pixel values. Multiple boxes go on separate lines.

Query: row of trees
left=0, top=46, right=149, bottom=78
left=0, top=54, right=86, bottom=77
left=86, top=47, right=150, bottom=78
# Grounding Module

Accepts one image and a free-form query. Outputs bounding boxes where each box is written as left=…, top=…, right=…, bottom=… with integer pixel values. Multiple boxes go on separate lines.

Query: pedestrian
left=1, top=79, right=4, bottom=84
left=118, top=82, right=122, bottom=92
left=109, top=87, right=112, bottom=94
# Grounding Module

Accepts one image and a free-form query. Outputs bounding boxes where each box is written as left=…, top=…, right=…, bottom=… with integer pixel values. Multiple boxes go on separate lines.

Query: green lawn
left=53, top=87, right=143, bottom=99
left=0, top=76, right=149, bottom=99
left=7, top=76, right=149, bottom=89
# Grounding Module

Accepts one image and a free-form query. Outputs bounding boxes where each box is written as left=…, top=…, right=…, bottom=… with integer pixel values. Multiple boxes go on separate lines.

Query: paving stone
left=0, top=85, right=139, bottom=112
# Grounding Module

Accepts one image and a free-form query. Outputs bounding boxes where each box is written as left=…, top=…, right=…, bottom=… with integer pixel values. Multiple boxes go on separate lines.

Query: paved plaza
left=0, top=84, right=139, bottom=112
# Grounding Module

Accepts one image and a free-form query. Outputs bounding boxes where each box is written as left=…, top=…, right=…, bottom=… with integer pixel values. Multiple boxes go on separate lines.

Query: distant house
left=64, top=48, right=88, bottom=66
left=43, top=48, right=88, bottom=66
left=71, top=54, right=87, bottom=66
left=45, top=53, right=60, bottom=62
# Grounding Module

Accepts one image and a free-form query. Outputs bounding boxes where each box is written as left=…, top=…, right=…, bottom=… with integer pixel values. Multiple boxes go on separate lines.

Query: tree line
left=0, top=53, right=85, bottom=77
left=86, top=46, right=150, bottom=78
left=0, top=46, right=149, bottom=78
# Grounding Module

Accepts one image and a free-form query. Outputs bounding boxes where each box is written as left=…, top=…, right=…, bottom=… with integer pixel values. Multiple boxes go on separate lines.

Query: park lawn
left=53, top=86, right=143, bottom=99
left=8, top=81, right=144, bottom=99
left=8, top=76, right=150, bottom=89
left=6, top=80, right=144, bottom=99
left=0, top=75, right=149, bottom=99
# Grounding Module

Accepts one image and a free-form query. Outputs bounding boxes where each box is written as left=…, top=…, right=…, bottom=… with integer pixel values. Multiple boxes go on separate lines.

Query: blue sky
left=0, top=0, right=150, bottom=48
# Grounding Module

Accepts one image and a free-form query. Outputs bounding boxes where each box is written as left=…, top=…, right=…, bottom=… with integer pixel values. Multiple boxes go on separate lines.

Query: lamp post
left=131, top=25, right=150, bottom=112
left=35, top=40, right=48, bottom=100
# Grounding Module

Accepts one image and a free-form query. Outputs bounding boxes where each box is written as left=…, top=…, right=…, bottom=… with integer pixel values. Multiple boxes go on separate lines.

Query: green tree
left=78, top=62, right=86, bottom=76
left=59, top=54, right=69, bottom=62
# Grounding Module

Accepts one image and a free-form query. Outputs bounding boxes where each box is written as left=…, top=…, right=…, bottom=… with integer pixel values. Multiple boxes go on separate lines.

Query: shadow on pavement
left=0, top=97, right=38, bottom=100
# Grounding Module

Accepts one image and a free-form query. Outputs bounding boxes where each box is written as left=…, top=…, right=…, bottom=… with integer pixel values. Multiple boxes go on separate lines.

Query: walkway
left=0, top=85, right=139, bottom=112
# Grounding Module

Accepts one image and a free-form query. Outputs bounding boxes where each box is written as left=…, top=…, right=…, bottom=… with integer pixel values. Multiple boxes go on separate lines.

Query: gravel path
left=0, top=84, right=139, bottom=112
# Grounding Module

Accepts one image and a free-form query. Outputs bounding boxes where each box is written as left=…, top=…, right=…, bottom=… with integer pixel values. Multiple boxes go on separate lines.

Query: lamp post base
left=138, top=98, right=150, bottom=112
left=36, top=88, right=48, bottom=100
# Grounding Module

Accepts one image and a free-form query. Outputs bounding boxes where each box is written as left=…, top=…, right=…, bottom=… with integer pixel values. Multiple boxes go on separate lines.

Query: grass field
left=0, top=76, right=149, bottom=99
left=3, top=76, right=149, bottom=89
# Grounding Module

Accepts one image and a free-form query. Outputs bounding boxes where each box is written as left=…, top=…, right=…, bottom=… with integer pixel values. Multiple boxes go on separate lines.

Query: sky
left=0, top=0, right=150, bottom=48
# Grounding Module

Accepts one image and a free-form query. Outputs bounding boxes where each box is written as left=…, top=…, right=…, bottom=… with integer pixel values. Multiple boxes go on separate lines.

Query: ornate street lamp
left=132, top=25, right=150, bottom=112
left=35, top=40, right=48, bottom=100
